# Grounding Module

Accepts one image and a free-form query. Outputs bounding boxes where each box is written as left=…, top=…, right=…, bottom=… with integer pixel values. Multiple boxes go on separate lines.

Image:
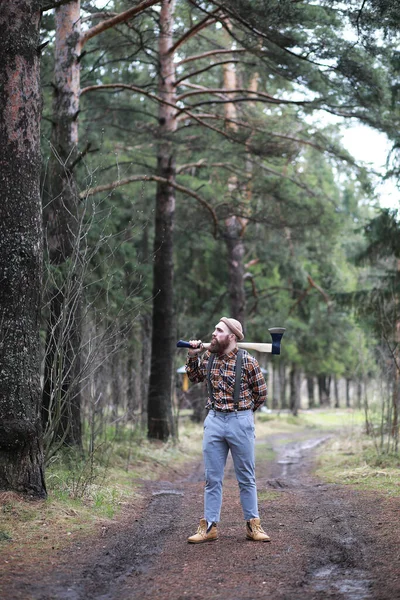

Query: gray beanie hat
left=220, top=317, right=244, bottom=341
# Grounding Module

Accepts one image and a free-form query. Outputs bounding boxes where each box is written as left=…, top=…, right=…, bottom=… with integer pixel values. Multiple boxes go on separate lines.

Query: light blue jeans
left=203, top=409, right=259, bottom=523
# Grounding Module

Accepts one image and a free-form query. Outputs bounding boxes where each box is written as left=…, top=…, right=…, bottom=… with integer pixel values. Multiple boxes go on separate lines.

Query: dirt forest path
left=3, top=429, right=400, bottom=600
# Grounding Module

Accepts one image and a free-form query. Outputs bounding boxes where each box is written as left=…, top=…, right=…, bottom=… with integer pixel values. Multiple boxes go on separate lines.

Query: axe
left=177, top=327, right=286, bottom=355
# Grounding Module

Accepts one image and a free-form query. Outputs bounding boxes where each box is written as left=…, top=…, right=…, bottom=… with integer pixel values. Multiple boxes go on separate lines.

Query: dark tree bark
left=111, top=347, right=122, bottom=434
left=126, top=350, right=138, bottom=422
left=0, top=0, right=46, bottom=497
left=392, top=361, right=400, bottom=437
left=140, top=313, right=151, bottom=429
left=289, top=364, right=301, bottom=416
left=306, top=375, right=316, bottom=409
left=318, top=374, right=331, bottom=407
left=334, top=375, right=340, bottom=408
left=42, top=0, right=83, bottom=449
left=45, top=0, right=81, bottom=265
left=186, top=386, right=208, bottom=423
left=221, top=40, right=246, bottom=325
left=147, top=0, right=177, bottom=440
left=225, top=217, right=246, bottom=323
left=280, top=361, right=288, bottom=410
left=272, top=363, right=281, bottom=409
left=346, top=378, right=351, bottom=408
left=356, top=379, right=363, bottom=410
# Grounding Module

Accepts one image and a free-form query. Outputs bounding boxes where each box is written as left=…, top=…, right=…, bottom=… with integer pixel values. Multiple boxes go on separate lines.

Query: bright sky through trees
left=341, top=124, right=398, bottom=209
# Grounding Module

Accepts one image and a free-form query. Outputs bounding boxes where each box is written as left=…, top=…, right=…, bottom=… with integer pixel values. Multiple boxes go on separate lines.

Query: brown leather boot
left=188, top=518, right=218, bottom=544
left=246, top=518, right=271, bottom=542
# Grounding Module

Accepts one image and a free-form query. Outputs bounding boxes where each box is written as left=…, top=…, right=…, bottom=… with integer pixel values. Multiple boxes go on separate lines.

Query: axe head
left=268, top=327, right=286, bottom=355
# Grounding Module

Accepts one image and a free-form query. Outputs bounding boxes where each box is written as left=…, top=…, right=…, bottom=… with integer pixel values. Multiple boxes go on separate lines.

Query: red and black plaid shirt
left=185, top=348, right=267, bottom=412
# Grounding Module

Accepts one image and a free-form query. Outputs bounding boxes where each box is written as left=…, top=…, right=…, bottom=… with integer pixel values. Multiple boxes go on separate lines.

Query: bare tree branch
left=356, top=0, right=368, bottom=34
left=169, top=7, right=222, bottom=55
left=289, top=274, right=330, bottom=315
left=177, top=160, right=246, bottom=177
left=179, top=108, right=239, bottom=141
left=80, top=83, right=242, bottom=146
left=176, top=48, right=247, bottom=66
left=80, top=175, right=219, bottom=237
left=178, top=111, right=327, bottom=152
left=80, top=0, right=161, bottom=47
left=176, top=86, right=286, bottom=103
left=175, top=59, right=242, bottom=86
left=307, top=274, right=330, bottom=304
left=80, top=82, right=174, bottom=110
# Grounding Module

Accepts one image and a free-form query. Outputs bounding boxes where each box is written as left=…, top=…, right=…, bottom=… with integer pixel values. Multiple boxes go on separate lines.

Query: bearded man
left=185, top=317, right=270, bottom=543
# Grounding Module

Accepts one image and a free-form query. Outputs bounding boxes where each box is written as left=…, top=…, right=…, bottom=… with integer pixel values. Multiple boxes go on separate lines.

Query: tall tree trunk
left=318, top=374, right=330, bottom=407
left=393, top=371, right=399, bottom=439
left=111, top=346, right=121, bottom=434
left=306, top=375, right=315, bottom=409
left=126, top=349, right=137, bottom=422
left=225, top=217, right=246, bottom=322
left=141, top=313, right=151, bottom=429
left=280, top=361, right=288, bottom=410
left=0, top=0, right=46, bottom=497
left=334, top=375, right=340, bottom=408
left=356, top=379, right=362, bottom=410
left=392, top=261, right=400, bottom=438
left=147, top=0, right=177, bottom=440
left=346, top=378, right=351, bottom=408
left=392, top=345, right=400, bottom=437
left=42, top=0, right=82, bottom=449
left=272, top=364, right=281, bottom=409
left=290, top=364, right=301, bottom=416
left=222, top=29, right=246, bottom=324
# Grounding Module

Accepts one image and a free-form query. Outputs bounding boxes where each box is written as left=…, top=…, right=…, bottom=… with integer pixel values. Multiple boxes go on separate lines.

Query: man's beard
left=209, top=334, right=230, bottom=354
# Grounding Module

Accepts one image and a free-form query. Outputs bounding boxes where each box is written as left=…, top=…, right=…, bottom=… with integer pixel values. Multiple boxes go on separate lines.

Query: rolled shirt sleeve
left=185, top=352, right=209, bottom=383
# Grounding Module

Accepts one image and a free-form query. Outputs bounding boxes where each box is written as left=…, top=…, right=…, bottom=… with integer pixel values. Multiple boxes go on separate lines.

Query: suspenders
left=206, top=350, right=244, bottom=411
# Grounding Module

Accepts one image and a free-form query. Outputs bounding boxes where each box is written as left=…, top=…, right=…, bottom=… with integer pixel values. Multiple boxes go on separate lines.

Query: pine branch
left=80, top=175, right=219, bottom=237
left=169, top=8, right=222, bottom=55
left=178, top=95, right=308, bottom=112
left=289, top=275, right=330, bottom=315
left=307, top=274, right=330, bottom=304
left=176, top=160, right=244, bottom=176
left=80, top=83, right=243, bottom=146
left=175, top=59, right=242, bottom=86
left=176, top=86, right=286, bottom=104
left=176, top=48, right=246, bottom=66
left=178, top=111, right=327, bottom=152
left=67, top=143, right=98, bottom=171
left=80, top=82, right=175, bottom=112
left=81, top=82, right=290, bottom=148
left=188, top=0, right=337, bottom=70
left=179, top=109, right=239, bottom=142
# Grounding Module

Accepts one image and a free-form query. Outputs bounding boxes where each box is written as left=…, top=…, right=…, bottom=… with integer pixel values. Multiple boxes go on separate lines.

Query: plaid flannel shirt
left=185, top=348, right=267, bottom=412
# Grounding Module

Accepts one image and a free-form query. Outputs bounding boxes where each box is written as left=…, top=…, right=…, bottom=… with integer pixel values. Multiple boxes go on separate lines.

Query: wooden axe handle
left=176, top=329, right=285, bottom=354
